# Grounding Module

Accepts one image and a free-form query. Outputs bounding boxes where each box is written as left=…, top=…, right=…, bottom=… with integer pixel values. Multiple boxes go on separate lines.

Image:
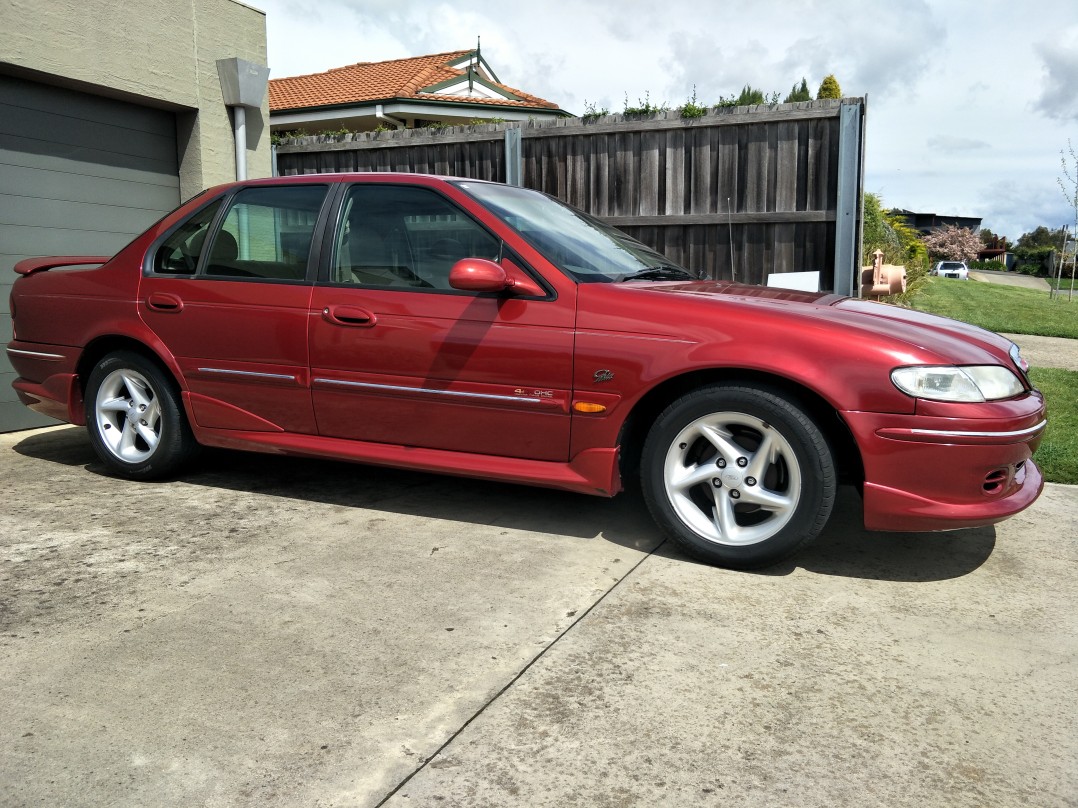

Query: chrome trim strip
left=6, top=348, right=65, bottom=360
left=313, top=377, right=544, bottom=405
left=197, top=367, right=297, bottom=381
left=909, top=420, right=1047, bottom=439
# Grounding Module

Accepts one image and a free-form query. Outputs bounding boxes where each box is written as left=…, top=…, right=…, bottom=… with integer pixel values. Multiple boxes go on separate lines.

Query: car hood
left=612, top=280, right=1019, bottom=367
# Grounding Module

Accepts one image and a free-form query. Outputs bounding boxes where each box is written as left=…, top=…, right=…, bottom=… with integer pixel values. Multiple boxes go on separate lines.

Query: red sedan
left=6, top=174, right=1046, bottom=568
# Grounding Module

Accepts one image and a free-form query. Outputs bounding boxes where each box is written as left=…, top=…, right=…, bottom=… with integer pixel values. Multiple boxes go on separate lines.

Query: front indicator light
left=891, top=365, right=1024, bottom=402
left=573, top=401, right=607, bottom=413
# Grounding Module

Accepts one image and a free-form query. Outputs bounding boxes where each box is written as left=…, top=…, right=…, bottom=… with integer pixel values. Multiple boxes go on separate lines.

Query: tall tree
left=1061, top=139, right=1078, bottom=243
left=817, top=74, right=842, bottom=99
left=1016, top=226, right=1065, bottom=250
left=784, top=78, right=811, bottom=103
left=979, top=227, right=1006, bottom=250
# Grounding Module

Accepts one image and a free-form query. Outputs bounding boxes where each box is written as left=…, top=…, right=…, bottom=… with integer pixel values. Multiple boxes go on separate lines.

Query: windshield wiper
left=619, top=266, right=695, bottom=282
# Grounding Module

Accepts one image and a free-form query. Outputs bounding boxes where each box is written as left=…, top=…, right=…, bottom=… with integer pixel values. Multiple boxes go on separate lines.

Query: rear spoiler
left=14, top=256, right=113, bottom=276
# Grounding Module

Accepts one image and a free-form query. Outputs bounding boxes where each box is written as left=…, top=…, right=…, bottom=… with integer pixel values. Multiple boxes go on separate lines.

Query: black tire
left=84, top=350, right=197, bottom=479
left=641, top=384, right=835, bottom=569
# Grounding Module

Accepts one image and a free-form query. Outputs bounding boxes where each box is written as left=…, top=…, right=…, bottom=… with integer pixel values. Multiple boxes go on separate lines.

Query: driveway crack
left=373, top=538, right=667, bottom=807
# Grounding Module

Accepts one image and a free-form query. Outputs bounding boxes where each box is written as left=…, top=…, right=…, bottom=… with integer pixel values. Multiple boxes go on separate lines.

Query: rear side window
left=204, top=185, right=328, bottom=281
left=152, top=200, right=223, bottom=275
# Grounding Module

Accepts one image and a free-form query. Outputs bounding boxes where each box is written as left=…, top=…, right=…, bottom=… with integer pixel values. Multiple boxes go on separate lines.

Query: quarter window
left=152, top=199, right=223, bottom=275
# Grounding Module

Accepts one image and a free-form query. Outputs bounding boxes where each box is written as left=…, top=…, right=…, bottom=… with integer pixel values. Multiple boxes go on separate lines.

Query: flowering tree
left=921, top=224, right=982, bottom=262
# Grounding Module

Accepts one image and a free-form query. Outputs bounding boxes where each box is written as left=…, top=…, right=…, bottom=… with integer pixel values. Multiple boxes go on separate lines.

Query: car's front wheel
left=641, top=384, right=836, bottom=569
left=84, top=351, right=197, bottom=479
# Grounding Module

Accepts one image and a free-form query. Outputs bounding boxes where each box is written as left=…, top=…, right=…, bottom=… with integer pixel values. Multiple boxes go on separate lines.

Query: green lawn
left=1029, top=368, right=1078, bottom=485
left=908, top=277, right=1078, bottom=339
left=906, top=277, right=1078, bottom=484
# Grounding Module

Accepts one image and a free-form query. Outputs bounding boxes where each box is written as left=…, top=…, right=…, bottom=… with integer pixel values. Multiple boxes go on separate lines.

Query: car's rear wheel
left=84, top=351, right=197, bottom=479
left=641, top=384, right=836, bottom=569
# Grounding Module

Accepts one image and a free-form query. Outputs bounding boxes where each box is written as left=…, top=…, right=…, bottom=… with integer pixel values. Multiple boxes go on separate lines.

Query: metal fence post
left=504, top=127, right=522, bottom=186
left=834, top=102, right=864, bottom=297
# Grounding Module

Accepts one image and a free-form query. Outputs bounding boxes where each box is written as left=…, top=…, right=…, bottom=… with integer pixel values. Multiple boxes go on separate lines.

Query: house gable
left=268, top=48, right=566, bottom=133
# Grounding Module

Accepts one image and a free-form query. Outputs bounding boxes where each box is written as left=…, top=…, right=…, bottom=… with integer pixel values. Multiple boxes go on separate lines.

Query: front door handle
left=322, top=305, right=377, bottom=327
left=146, top=292, right=183, bottom=312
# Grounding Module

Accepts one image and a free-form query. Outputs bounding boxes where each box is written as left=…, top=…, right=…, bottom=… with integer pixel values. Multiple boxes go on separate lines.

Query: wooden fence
left=274, top=98, right=865, bottom=293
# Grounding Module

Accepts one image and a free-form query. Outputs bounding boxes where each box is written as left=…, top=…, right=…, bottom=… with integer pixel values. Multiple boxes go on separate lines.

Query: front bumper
left=844, top=394, right=1047, bottom=532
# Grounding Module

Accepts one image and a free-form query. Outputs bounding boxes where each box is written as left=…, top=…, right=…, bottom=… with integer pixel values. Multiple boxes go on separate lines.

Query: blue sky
left=254, top=0, right=1078, bottom=241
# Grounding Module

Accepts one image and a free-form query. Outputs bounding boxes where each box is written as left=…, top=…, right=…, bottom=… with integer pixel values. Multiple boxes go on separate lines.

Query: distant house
left=269, top=48, right=569, bottom=134
left=889, top=209, right=982, bottom=236
left=890, top=209, right=1016, bottom=268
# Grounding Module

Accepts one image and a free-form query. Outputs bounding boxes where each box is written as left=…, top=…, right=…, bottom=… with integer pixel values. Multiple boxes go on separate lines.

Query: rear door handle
left=146, top=292, right=183, bottom=312
left=322, top=305, right=377, bottom=327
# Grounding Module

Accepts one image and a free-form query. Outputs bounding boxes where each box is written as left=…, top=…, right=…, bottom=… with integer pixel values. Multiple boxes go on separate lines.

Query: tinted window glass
left=333, top=185, right=500, bottom=288
left=205, top=185, right=328, bottom=280
left=152, top=199, right=223, bottom=275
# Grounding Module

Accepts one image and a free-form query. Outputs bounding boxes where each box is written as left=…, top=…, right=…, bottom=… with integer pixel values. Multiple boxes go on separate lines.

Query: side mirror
left=448, top=258, right=546, bottom=297
left=449, top=258, right=510, bottom=292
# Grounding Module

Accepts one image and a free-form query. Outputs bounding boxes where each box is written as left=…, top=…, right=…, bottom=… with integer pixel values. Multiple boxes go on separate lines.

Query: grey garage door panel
left=0, top=128, right=176, bottom=178
left=0, top=313, right=11, bottom=344
left=1, top=369, right=21, bottom=404
left=1, top=145, right=180, bottom=191
left=1, top=195, right=172, bottom=236
left=0, top=160, right=180, bottom=209
left=0, top=75, right=175, bottom=139
left=0, top=224, right=138, bottom=258
left=0, top=76, right=180, bottom=433
left=0, top=399, right=58, bottom=433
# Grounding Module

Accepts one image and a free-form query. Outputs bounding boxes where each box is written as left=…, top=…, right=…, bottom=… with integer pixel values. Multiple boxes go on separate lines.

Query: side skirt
left=195, top=427, right=623, bottom=497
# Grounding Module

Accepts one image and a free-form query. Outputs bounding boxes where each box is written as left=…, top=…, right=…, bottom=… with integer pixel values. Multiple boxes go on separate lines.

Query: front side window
left=332, top=185, right=501, bottom=288
left=204, top=185, right=328, bottom=281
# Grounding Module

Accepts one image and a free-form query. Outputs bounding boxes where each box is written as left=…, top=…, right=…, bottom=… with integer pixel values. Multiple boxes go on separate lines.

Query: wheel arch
left=75, top=335, right=188, bottom=424
left=618, top=368, right=864, bottom=490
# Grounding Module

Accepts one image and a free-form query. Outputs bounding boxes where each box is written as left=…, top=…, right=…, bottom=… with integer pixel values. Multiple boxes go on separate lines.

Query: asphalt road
left=2, top=426, right=1076, bottom=807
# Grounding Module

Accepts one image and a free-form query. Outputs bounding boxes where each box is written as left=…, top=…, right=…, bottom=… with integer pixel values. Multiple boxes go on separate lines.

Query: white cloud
left=1033, top=28, right=1078, bottom=123
left=927, top=136, right=991, bottom=152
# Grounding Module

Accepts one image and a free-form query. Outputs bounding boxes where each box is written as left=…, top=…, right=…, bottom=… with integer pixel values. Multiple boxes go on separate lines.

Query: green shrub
left=1013, top=245, right=1054, bottom=275
left=817, top=74, right=842, bottom=99
left=582, top=100, right=610, bottom=121
left=678, top=86, right=708, bottom=119
left=623, top=91, right=666, bottom=116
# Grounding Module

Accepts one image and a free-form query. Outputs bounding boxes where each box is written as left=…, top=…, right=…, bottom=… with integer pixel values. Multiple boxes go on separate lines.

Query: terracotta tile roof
left=269, top=50, right=561, bottom=112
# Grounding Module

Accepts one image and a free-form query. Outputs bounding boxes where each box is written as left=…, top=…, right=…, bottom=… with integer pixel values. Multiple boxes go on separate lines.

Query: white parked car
left=931, top=261, right=969, bottom=280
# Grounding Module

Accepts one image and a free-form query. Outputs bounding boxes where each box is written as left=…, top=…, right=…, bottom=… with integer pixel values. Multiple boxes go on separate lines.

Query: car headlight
left=891, top=365, right=1025, bottom=402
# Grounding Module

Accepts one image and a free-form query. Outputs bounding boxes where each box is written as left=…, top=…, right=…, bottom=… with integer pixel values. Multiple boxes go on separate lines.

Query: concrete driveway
left=2, top=426, right=1076, bottom=807
left=968, top=269, right=1051, bottom=291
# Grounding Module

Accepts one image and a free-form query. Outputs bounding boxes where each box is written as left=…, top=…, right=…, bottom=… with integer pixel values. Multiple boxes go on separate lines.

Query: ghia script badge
left=593, top=369, right=615, bottom=384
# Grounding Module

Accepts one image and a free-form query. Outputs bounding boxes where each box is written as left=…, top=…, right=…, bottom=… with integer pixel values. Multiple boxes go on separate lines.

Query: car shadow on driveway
left=12, top=426, right=995, bottom=583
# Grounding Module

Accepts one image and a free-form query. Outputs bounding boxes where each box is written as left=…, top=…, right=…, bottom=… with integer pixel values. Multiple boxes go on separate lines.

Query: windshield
left=455, top=181, right=694, bottom=283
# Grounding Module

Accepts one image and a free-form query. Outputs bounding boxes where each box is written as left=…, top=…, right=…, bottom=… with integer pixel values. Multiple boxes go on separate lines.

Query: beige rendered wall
left=0, top=0, right=270, bottom=198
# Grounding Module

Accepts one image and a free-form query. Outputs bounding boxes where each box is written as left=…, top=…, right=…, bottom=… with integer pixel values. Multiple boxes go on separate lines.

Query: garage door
left=0, top=75, right=181, bottom=432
